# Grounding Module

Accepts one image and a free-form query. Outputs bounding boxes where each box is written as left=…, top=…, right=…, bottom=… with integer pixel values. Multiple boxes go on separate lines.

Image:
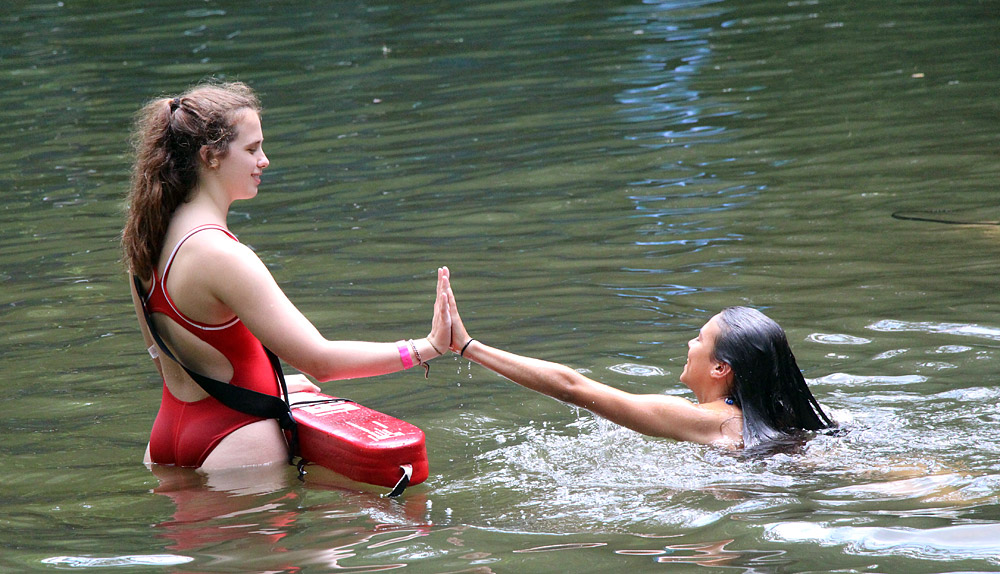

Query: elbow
left=291, top=357, right=338, bottom=383
left=547, top=367, right=586, bottom=405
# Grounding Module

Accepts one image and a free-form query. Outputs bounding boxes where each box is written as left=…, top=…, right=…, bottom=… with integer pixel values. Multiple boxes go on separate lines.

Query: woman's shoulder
left=162, top=225, right=270, bottom=293
left=166, top=225, right=253, bottom=261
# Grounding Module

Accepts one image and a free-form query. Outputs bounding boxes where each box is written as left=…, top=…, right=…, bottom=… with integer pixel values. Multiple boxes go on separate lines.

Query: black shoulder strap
left=132, top=274, right=299, bottom=461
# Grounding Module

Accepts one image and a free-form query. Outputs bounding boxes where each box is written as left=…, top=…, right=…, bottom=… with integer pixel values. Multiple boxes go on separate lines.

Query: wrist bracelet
left=427, top=338, right=443, bottom=356
left=396, top=340, right=414, bottom=369
left=460, top=338, right=476, bottom=357
left=408, top=339, right=423, bottom=365
left=408, top=339, right=430, bottom=379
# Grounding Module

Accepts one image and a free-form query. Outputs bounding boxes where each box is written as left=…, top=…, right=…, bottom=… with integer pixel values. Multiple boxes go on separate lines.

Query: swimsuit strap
left=156, top=224, right=240, bottom=331
left=162, top=224, right=237, bottom=282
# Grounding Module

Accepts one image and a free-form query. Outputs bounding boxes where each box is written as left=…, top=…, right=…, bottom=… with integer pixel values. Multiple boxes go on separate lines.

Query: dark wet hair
left=711, top=306, right=834, bottom=448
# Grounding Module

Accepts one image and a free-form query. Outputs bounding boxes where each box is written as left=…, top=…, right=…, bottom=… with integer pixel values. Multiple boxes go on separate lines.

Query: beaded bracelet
left=407, top=339, right=430, bottom=379
left=408, top=339, right=422, bottom=366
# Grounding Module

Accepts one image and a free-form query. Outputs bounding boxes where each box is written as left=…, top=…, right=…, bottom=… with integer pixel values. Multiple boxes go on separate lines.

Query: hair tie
left=169, top=97, right=181, bottom=113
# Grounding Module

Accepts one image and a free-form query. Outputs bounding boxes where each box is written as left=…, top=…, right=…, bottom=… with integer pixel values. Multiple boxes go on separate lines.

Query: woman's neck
left=693, top=386, right=730, bottom=405
left=173, top=189, right=231, bottom=228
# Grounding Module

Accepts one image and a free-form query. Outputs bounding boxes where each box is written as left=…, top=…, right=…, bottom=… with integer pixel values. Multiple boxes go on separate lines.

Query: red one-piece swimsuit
left=144, top=224, right=281, bottom=467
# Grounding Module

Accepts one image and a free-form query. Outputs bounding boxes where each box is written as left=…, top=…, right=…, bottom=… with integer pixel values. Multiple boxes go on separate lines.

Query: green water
left=3, top=0, right=1000, bottom=572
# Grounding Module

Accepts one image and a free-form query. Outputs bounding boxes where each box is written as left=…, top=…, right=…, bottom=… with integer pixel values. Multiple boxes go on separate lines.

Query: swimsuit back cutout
left=143, top=224, right=279, bottom=398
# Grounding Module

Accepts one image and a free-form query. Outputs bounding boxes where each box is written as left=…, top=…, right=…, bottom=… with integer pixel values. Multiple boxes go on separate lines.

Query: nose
left=258, top=152, right=269, bottom=169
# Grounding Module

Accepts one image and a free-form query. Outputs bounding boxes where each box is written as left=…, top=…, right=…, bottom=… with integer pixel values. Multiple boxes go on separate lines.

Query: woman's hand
left=444, top=271, right=473, bottom=353
left=285, top=373, right=321, bottom=394
left=427, top=267, right=452, bottom=355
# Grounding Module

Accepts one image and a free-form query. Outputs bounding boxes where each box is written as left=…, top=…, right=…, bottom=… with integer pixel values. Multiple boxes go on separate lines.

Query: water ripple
left=807, top=333, right=871, bottom=345
left=608, top=363, right=667, bottom=377
left=810, top=373, right=928, bottom=387
left=868, top=320, right=1000, bottom=342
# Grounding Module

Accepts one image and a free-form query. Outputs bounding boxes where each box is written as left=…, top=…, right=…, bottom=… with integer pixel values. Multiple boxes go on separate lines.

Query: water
left=3, top=0, right=1000, bottom=571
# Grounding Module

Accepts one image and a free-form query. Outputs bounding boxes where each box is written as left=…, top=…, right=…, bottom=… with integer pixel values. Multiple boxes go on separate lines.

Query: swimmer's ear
left=711, top=361, right=733, bottom=382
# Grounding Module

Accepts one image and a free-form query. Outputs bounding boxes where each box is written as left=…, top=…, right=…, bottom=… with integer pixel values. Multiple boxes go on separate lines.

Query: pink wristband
left=396, top=340, right=414, bottom=369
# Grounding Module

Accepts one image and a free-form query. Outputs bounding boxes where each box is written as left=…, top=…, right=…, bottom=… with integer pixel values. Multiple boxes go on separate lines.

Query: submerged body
left=441, top=269, right=833, bottom=449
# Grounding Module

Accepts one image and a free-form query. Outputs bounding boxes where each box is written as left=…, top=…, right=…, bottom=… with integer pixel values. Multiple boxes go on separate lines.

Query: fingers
left=446, top=285, right=471, bottom=352
left=430, top=267, right=453, bottom=352
left=286, top=373, right=321, bottom=394
left=439, top=267, right=451, bottom=303
left=430, top=266, right=466, bottom=353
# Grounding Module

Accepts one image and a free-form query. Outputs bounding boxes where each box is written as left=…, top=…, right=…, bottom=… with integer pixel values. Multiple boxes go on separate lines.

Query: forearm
left=458, top=339, right=710, bottom=442
left=299, top=337, right=443, bottom=382
left=460, top=339, right=587, bottom=406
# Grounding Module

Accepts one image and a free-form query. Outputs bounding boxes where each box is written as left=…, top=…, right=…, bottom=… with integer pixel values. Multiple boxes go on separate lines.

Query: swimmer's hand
left=443, top=269, right=472, bottom=354
left=285, top=373, right=321, bottom=394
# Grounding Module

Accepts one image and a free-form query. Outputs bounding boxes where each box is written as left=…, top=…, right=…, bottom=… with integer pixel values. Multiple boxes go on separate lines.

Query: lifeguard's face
left=209, top=109, right=268, bottom=200
left=679, top=314, right=728, bottom=391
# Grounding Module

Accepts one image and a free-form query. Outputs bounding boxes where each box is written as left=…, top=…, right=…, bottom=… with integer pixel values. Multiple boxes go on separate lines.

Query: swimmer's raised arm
left=441, top=269, right=741, bottom=446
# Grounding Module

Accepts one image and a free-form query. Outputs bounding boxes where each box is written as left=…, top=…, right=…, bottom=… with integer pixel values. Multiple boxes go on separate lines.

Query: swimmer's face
left=680, top=314, right=726, bottom=390
left=209, top=109, right=268, bottom=201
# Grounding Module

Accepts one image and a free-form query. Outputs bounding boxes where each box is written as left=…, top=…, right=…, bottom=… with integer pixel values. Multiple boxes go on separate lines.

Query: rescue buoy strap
left=385, top=464, right=412, bottom=499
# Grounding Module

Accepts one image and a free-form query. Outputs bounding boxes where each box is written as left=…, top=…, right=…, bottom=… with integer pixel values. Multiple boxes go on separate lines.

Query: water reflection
left=514, top=542, right=608, bottom=553
left=42, top=554, right=194, bottom=568
left=142, top=463, right=437, bottom=571
left=149, top=465, right=302, bottom=555
left=639, top=539, right=784, bottom=568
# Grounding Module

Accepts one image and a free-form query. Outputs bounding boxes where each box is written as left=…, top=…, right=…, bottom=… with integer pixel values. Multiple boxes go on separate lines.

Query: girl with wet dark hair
left=712, top=306, right=835, bottom=448
left=439, top=269, right=834, bottom=449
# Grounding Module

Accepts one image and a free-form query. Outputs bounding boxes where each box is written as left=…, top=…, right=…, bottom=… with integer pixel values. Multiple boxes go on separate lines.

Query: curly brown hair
left=121, top=81, right=261, bottom=280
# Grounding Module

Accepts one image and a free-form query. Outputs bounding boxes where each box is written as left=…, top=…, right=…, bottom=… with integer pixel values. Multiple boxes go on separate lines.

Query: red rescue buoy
left=288, top=391, right=429, bottom=491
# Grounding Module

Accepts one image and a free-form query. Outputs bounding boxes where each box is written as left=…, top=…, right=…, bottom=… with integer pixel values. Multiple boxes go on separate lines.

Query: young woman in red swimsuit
left=122, top=82, right=451, bottom=471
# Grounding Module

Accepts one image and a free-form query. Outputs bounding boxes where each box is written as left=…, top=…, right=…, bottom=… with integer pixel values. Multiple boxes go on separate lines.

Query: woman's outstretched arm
left=441, top=270, right=736, bottom=445
left=166, top=231, right=452, bottom=382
